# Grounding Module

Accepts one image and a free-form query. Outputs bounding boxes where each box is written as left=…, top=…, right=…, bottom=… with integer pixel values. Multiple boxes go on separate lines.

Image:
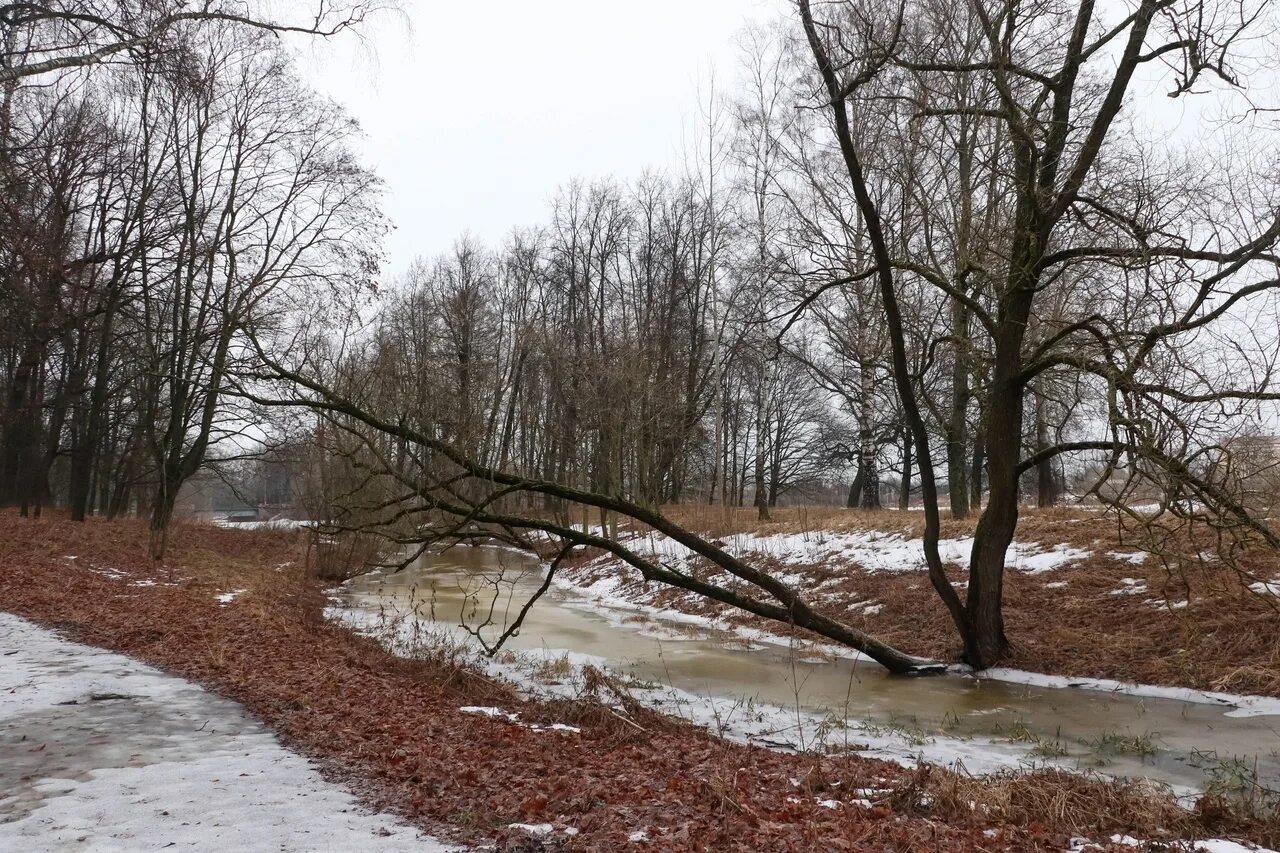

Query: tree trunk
left=1034, top=380, right=1061, bottom=507
left=754, top=387, right=770, bottom=521
left=899, top=426, right=912, bottom=511
left=859, top=431, right=881, bottom=509
left=965, top=393, right=1019, bottom=668
left=947, top=302, right=971, bottom=519
left=847, top=467, right=863, bottom=508
left=754, top=439, right=769, bottom=521
left=970, top=425, right=985, bottom=511
left=149, top=469, right=181, bottom=560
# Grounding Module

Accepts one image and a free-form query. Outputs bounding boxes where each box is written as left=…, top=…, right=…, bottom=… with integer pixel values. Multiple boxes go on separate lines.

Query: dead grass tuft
left=910, top=766, right=1185, bottom=833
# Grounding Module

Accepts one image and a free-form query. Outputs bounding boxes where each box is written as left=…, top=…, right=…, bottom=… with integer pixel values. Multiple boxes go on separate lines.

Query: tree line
left=0, top=1, right=385, bottom=554
left=6, top=0, right=1280, bottom=670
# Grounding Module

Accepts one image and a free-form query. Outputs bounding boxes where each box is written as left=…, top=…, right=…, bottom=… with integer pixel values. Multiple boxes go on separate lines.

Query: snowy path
left=0, top=613, right=457, bottom=852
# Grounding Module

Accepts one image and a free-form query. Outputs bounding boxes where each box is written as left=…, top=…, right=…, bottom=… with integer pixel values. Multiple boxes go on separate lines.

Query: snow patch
left=0, top=613, right=455, bottom=852
left=1065, top=836, right=1279, bottom=853
left=1109, top=578, right=1148, bottom=596
left=1107, top=550, right=1149, bottom=565
left=980, top=668, right=1280, bottom=718
left=458, top=705, right=580, bottom=734
left=213, top=518, right=313, bottom=530
left=460, top=705, right=519, bottom=721
left=508, top=823, right=554, bottom=836
left=600, top=528, right=1090, bottom=576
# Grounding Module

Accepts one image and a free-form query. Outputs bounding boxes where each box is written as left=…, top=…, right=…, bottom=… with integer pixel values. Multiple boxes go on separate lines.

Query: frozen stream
left=336, top=546, right=1280, bottom=797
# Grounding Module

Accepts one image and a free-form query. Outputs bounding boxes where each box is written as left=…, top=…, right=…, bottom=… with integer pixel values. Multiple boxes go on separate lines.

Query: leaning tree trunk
left=847, top=465, right=863, bottom=508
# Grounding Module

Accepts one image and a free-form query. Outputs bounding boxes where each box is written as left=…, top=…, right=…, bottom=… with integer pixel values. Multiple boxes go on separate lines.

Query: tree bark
left=899, top=426, right=912, bottom=510
left=970, top=424, right=984, bottom=512
left=947, top=301, right=971, bottom=519
left=1034, top=380, right=1061, bottom=507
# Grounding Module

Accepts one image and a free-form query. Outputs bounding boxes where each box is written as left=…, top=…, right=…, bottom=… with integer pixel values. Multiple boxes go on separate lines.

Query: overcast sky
left=298, top=0, right=783, bottom=278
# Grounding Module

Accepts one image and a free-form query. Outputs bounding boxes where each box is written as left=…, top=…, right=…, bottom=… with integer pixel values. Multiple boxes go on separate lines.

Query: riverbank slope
left=1, top=513, right=1275, bottom=851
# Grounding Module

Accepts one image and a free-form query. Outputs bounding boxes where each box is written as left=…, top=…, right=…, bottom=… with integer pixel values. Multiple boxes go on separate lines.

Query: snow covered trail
left=0, top=612, right=457, bottom=852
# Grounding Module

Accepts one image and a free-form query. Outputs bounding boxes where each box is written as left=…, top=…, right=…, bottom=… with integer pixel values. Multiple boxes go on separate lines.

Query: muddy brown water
left=337, top=547, right=1280, bottom=796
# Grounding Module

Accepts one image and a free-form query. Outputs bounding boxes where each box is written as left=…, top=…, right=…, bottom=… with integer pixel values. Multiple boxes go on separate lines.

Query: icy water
left=338, top=546, right=1280, bottom=796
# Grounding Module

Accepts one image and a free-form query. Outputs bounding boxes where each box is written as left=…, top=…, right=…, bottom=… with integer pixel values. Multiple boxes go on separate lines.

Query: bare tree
left=0, top=0, right=388, bottom=83
left=136, top=26, right=382, bottom=556
left=798, top=0, right=1280, bottom=666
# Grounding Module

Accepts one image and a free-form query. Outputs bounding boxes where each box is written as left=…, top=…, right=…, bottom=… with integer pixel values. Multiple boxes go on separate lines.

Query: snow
left=0, top=613, right=457, bottom=852
left=605, top=528, right=1090, bottom=576
left=90, top=567, right=127, bottom=580
left=1064, top=836, right=1279, bottom=853
left=460, top=705, right=518, bottom=721
left=508, top=822, right=555, bottom=836
left=215, top=589, right=246, bottom=604
left=980, top=668, right=1280, bottom=718
left=212, top=518, right=312, bottom=530
left=1195, top=842, right=1280, bottom=853
left=458, top=705, right=580, bottom=734
left=1145, top=597, right=1189, bottom=609
left=1248, top=580, right=1280, bottom=596
left=1109, top=578, right=1149, bottom=595
left=628, top=829, right=651, bottom=842
left=1107, top=550, right=1149, bottom=565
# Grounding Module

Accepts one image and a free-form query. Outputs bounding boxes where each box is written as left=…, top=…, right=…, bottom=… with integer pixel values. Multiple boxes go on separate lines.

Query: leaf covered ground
left=0, top=513, right=1274, bottom=851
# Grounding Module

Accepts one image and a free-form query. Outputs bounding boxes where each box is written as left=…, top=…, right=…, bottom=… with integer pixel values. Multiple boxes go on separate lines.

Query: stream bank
left=334, top=545, right=1280, bottom=800
left=4, top=515, right=1277, bottom=851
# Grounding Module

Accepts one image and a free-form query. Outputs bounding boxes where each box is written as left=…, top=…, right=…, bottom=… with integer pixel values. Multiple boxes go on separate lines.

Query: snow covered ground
left=0, top=613, right=457, bottom=852
left=601, top=527, right=1092, bottom=578
left=211, top=517, right=312, bottom=530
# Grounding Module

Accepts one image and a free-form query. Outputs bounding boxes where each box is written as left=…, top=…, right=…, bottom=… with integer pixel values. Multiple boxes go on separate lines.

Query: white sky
left=293, top=0, right=1278, bottom=283
left=297, top=0, right=783, bottom=278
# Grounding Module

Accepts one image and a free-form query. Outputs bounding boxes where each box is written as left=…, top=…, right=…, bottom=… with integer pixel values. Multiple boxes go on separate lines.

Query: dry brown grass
left=651, top=502, right=1111, bottom=546
left=901, top=766, right=1243, bottom=840
left=305, top=529, right=387, bottom=582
